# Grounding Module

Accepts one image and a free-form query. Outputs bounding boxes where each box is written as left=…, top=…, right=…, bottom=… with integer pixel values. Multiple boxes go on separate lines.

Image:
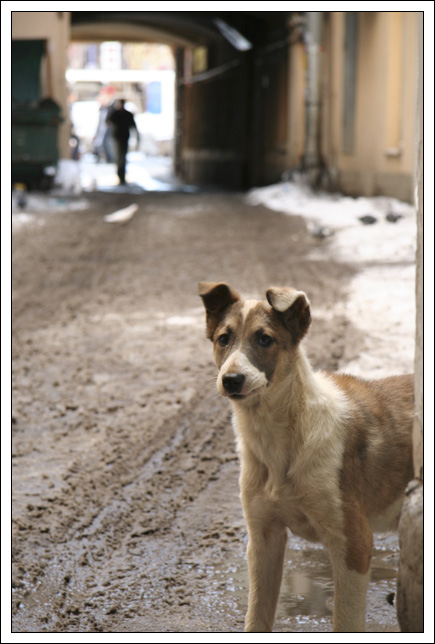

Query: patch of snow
left=104, top=203, right=139, bottom=224
left=165, top=316, right=201, bottom=326
left=12, top=193, right=90, bottom=216
left=54, top=160, right=83, bottom=195
left=247, top=174, right=414, bottom=231
left=12, top=213, right=37, bottom=230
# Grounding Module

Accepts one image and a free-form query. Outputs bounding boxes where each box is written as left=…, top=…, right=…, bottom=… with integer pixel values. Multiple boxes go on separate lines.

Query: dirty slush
left=12, top=191, right=402, bottom=632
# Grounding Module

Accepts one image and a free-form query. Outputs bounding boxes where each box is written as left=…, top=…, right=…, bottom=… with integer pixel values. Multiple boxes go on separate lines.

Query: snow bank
left=247, top=174, right=416, bottom=263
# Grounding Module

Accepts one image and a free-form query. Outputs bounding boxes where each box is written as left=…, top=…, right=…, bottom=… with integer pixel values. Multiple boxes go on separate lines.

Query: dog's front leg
left=244, top=518, right=287, bottom=632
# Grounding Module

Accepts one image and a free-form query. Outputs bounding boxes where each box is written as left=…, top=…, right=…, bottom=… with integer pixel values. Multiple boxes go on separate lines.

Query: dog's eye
left=258, top=334, right=273, bottom=348
left=218, top=333, right=230, bottom=347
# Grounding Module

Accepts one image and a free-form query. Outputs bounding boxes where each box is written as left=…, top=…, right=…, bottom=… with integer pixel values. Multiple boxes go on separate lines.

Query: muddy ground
left=11, top=189, right=405, bottom=633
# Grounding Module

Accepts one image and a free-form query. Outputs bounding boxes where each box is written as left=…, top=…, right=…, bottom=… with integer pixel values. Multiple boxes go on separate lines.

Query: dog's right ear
left=198, top=282, right=240, bottom=340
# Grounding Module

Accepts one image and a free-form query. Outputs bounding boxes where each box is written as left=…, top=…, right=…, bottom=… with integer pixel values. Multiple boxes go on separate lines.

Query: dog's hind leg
left=330, top=558, right=370, bottom=632
left=244, top=519, right=288, bottom=632
left=328, top=516, right=373, bottom=632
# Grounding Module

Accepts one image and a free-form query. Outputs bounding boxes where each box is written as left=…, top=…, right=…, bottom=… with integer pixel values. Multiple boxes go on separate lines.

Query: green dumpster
left=12, top=40, right=63, bottom=189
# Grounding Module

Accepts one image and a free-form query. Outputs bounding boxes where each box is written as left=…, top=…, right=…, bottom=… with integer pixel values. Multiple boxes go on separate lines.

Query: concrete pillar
left=396, top=11, right=423, bottom=633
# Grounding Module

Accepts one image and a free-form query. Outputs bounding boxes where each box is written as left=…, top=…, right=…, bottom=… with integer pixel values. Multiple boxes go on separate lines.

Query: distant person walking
left=106, top=99, right=140, bottom=185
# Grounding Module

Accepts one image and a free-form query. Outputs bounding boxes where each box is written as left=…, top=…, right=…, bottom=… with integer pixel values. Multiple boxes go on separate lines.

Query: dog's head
left=199, top=282, right=311, bottom=403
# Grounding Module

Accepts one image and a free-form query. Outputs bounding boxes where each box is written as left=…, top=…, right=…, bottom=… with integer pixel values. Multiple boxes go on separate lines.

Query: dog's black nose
left=222, top=373, right=246, bottom=395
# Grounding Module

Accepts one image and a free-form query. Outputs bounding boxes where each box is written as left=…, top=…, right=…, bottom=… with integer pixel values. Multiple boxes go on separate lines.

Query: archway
left=67, top=40, right=180, bottom=192
left=69, top=11, right=293, bottom=191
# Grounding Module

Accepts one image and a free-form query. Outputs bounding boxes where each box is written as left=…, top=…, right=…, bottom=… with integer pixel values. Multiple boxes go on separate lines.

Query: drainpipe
left=304, top=11, right=325, bottom=187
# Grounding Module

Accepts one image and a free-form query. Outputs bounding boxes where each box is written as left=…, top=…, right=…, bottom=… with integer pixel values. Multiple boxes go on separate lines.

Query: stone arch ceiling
left=70, top=11, right=290, bottom=47
left=70, top=12, right=222, bottom=46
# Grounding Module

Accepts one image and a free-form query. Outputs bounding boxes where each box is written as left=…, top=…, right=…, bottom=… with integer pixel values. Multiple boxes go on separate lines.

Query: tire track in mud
left=12, top=379, right=246, bottom=632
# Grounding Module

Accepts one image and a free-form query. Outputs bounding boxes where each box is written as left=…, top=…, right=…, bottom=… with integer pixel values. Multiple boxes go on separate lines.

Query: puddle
left=210, top=533, right=400, bottom=631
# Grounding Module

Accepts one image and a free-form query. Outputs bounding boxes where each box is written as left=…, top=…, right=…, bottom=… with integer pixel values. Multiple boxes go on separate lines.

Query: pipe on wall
left=303, top=11, right=325, bottom=186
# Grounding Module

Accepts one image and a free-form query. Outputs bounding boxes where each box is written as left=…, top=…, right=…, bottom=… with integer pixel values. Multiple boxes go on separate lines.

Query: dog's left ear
left=266, top=287, right=311, bottom=344
left=198, top=282, right=240, bottom=340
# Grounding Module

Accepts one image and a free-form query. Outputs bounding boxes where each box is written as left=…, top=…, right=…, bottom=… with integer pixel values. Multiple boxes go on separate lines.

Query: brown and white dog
left=199, top=281, right=414, bottom=633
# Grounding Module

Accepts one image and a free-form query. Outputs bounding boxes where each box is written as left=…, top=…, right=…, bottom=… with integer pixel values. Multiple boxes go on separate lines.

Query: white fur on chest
left=234, top=368, right=349, bottom=472
left=233, top=368, right=350, bottom=540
